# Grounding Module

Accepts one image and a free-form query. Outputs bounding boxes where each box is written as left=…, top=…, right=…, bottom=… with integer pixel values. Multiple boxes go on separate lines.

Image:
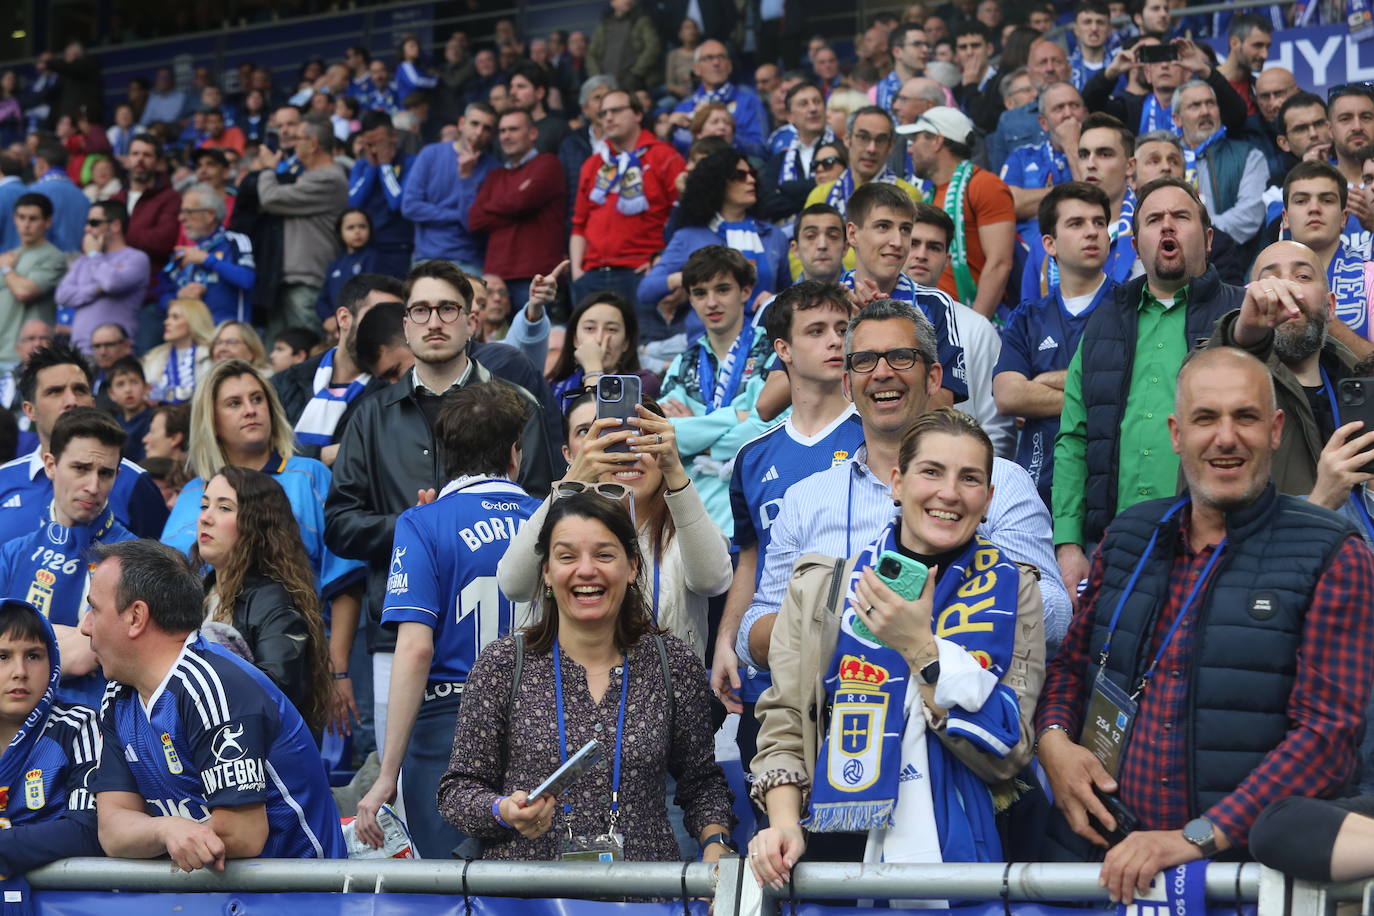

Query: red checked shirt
left=1036, top=510, right=1374, bottom=845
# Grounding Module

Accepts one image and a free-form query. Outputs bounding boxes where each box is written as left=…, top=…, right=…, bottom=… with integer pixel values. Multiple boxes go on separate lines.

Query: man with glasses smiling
left=53, top=202, right=148, bottom=355
left=327, top=260, right=553, bottom=755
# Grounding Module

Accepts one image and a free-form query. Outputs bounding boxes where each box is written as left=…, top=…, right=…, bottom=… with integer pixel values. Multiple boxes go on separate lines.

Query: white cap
left=895, top=105, right=975, bottom=146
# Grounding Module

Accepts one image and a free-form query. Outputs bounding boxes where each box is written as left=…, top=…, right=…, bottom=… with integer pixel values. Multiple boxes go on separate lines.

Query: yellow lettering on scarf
left=956, top=571, right=998, bottom=597
left=973, top=546, right=998, bottom=571
left=936, top=595, right=996, bottom=637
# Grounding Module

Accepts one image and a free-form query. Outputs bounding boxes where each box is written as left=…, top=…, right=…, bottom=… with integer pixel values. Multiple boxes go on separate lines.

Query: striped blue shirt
left=735, top=449, right=1071, bottom=665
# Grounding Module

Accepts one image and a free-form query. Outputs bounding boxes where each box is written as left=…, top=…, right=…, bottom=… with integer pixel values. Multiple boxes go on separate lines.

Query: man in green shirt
left=0, top=194, right=65, bottom=366
left=1052, top=177, right=1245, bottom=599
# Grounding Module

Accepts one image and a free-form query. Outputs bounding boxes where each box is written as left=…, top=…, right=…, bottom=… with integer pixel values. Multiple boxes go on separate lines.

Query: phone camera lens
left=879, top=558, right=899, bottom=577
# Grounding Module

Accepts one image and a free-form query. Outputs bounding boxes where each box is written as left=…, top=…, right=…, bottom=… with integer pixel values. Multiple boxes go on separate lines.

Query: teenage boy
left=839, top=181, right=965, bottom=407
left=0, top=600, right=105, bottom=889
left=355, top=382, right=541, bottom=859
left=712, top=280, right=861, bottom=768
left=1280, top=160, right=1374, bottom=356
left=995, top=182, right=1115, bottom=507
left=1068, top=1, right=1116, bottom=91
left=659, top=246, right=775, bottom=532
left=790, top=204, right=849, bottom=284
left=0, top=407, right=136, bottom=706
left=106, top=356, right=152, bottom=462
left=269, top=328, right=318, bottom=374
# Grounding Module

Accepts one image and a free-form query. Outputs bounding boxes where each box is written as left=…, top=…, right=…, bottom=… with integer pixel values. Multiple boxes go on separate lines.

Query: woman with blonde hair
left=161, top=359, right=364, bottom=733
left=210, top=320, right=270, bottom=371
left=143, top=298, right=214, bottom=404
left=192, top=465, right=333, bottom=733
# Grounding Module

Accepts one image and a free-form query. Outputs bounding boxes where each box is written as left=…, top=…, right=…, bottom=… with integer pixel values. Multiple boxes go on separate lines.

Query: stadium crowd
left=0, top=0, right=1372, bottom=901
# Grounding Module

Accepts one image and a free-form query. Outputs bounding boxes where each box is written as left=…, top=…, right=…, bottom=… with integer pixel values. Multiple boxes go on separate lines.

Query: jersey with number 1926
left=380, top=477, right=543, bottom=684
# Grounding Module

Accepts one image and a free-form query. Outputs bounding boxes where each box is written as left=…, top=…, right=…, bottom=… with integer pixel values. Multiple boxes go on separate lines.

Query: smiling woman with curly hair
left=636, top=147, right=790, bottom=337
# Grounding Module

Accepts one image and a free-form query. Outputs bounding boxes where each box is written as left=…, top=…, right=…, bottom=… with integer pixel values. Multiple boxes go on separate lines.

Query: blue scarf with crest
left=826, top=166, right=899, bottom=214
left=589, top=144, right=650, bottom=215
left=806, top=521, right=1022, bottom=863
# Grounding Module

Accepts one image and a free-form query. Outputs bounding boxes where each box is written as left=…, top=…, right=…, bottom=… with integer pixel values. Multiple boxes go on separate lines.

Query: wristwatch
left=1182, top=817, right=1218, bottom=857
left=916, top=657, right=940, bottom=685
left=701, top=831, right=735, bottom=853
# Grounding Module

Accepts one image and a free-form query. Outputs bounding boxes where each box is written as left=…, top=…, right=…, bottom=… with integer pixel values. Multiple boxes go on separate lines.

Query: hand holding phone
left=525, top=739, right=603, bottom=801
left=595, top=375, right=643, bottom=454
left=1336, top=378, right=1374, bottom=474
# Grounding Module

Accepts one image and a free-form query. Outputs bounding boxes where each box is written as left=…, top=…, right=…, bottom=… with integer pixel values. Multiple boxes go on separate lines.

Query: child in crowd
left=316, top=208, right=379, bottom=323
left=106, top=356, right=152, bottom=463
left=270, top=328, right=320, bottom=374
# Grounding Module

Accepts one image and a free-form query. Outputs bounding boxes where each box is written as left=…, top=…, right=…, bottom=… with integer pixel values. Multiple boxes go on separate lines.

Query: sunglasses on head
left=1329, top=82, right=1374, bottom=102
left=555, top=480, right=637, bottom=525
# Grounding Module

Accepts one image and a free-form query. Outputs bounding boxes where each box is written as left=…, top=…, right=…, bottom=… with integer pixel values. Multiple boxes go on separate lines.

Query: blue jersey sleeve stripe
left=265, top=760, right=325, bottom=858
left=380, top=605, right=440, bottom=622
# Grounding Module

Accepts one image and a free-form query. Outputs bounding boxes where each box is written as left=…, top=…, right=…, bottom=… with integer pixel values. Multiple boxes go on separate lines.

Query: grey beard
left=1273, top=315, right=1327, bottom=366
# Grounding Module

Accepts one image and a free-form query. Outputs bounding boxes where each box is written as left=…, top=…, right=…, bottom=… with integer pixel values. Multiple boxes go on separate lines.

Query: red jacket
left=571, top=129, right=684, bottom=270
left=115, top=178, right=180, bottom=299
left=468, top=152, right=566, bottom=279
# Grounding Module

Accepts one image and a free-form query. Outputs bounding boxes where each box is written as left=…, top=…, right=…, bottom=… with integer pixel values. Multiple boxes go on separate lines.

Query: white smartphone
left=525, top=739, right=603, bottom=800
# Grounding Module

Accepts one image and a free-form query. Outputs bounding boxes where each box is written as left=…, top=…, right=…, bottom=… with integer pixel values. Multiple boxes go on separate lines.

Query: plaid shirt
left=1036, top=510, right=1374, bottom=845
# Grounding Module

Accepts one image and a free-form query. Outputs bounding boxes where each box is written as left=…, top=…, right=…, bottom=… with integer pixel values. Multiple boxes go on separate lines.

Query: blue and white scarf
left=22, top=503, right=119, bottom=626
left=768, top=123, right=798, bottom=156
left=875, top=70, right=903, bottom=112
left=699, top=325, right=755, bottom=410
left=589, top=144, right=651, bottom=215
left=294, top=348, right=371, bottom=448
left=164, top=225, right=227, bottom=290
left=1139, top=93, right=1176, bottom=137
left=826, top=166, right=900, bottom=214
left=779, top=126, right=836, bottom=183
left=807, top=522, right=1022, bottom=862
left=1183, top=126, right=1228, bottom=192
left=151, top=345, right=198, bottom=404
left=1330, top=245, right=1372, bottom=338
left=693, top=81, right=738, bottom=108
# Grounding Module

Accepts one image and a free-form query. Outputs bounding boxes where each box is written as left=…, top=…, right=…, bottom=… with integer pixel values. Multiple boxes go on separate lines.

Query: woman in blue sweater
left=637, top=147, right=789, bottom=343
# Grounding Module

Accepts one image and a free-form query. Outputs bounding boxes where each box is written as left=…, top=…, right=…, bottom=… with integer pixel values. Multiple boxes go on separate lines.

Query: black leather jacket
left=218, top=571, right=314, bottom=720
left=324, top=358, right=553, bottom=653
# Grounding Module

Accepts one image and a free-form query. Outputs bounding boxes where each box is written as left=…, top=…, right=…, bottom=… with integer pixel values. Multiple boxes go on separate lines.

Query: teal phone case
left=876, top=550, right=930, bottom=600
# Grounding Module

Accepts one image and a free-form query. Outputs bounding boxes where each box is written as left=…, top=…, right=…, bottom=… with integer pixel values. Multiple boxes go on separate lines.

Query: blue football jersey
left=381, top=477, right=542, bottom=684
left=1, top=703, right=99, bottom=827
left=92, top=635, right=345, bottom=859
left=0, top=450, right=168, bottom=542
left=729, top=409, right=864, bottom=575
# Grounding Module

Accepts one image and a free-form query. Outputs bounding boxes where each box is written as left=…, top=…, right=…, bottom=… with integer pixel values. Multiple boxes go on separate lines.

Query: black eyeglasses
left=846, top=347, right=924, bottom=373
left=813, top=155, right=844, bottom=174
left=1329, top=82, right=1374, bottom=102
left=405, top=302, right=465, bottom=323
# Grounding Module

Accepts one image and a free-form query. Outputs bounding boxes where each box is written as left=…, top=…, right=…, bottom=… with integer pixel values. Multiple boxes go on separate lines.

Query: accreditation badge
left=23, top=769, right=43, bottom=810
left=24, top=570, right=56, bottom=617
left=1080, top=670, right=1138, bottom=779
left=161, top=733, right=184, bottom=774
left=560, top=831, right=624, bottom=862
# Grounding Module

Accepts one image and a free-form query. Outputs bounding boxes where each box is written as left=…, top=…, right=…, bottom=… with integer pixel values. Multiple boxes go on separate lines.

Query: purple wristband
left=492, top=796, right=513, bottom=829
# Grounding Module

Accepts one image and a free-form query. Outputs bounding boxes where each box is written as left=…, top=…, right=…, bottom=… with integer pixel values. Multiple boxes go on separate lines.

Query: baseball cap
left=895, top=105, right=975, bottom=145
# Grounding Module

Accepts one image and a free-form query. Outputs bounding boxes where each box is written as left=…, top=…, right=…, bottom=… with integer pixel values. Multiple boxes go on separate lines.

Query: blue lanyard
left=552, top=639, right=629, bottom=819
left=1098, top=496, right=1227, bottom=699
left=1319, top=367, right=1374, bottom=544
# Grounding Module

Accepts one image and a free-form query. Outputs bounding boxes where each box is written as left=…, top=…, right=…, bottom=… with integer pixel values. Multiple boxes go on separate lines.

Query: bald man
left=1206, top=238, right=1368, bottom=501
left=986, top=40, right=1072, bottom=171
left=1037, top=342, right=1374, bottom=893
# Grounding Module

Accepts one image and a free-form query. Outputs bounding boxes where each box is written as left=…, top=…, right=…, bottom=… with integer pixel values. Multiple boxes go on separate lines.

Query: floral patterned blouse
left=437, top=632, right=734, bottom=861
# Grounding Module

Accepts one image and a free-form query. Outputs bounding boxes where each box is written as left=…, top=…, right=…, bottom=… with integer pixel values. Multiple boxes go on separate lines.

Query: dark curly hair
left=679, top=147, right=753, bottom=227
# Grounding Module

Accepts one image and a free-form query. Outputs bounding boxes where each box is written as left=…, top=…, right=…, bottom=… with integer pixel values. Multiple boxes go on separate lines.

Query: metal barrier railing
left=22, top=856, right=1374, bottom=915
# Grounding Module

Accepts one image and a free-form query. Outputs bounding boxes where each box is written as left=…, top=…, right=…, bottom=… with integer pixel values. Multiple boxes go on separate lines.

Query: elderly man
left=162, top=184, right=255, bottom=325
left=1172, top=79, right=1267, bottom=245
left=1053, top=177, right=1245, bottom=595
left=1036, top=344, right=1374, bottom=894
left=257, top=115, right=349, bottom=335
left=54, top=200, right=149, bottom=352
left=885, top=76, right=945, bottom=179
left=760, top=82, right=835, bottom=222
left=668, top=40, right=769, bottom=158
left=1001, top=82, right=1088, bottom=226
left=987, top=39, right=1072, bottom=171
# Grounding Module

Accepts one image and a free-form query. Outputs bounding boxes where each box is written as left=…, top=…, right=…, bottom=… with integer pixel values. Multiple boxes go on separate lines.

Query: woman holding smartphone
left=497, top=393, right=731, bottom=661
left=747, top=409, right=1046, bottom=885
left=438, top=490, right=734, bottom=861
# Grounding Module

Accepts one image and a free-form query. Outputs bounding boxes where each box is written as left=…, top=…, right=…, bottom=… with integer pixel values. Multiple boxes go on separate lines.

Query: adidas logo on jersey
left=1, top=494, right=18, bottom=508
left=898, top=763, right=923, bottom=783
left=761, top=465, right=780, bottom=483
left=1038, top=336, right=1059, bottom=351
